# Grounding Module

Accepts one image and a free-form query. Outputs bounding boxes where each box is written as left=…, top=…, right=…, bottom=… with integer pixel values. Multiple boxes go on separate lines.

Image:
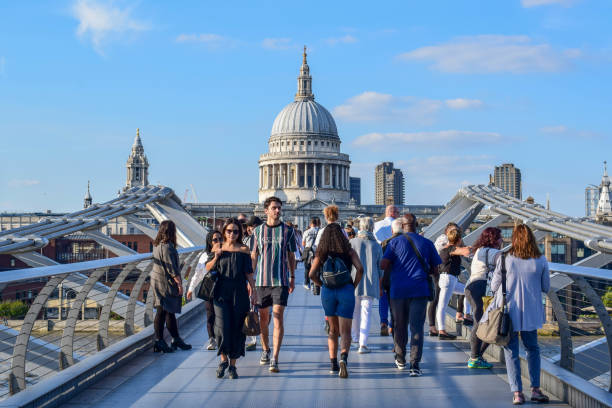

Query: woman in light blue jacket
left=350, top=217, right=383, bottom=354
left=489, top=224, right=550, bottom=405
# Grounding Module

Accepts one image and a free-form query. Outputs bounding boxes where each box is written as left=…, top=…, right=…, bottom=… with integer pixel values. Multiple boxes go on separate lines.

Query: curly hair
left=510, top=224, right=541, bottom=259
left=316, top=223, right=351, bottom=260
left=472, top=227, right=502, bottom=251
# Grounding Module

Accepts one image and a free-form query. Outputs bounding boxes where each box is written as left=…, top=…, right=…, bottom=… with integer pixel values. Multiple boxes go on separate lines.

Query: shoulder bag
left=476, top=253, right=512, bottom=346
left=403, top=234, right=436, bottom=302
left=243, top=306, right=261, bottom=336
left=321, top=256, right=352, bottom=289
left=196, top=270, right=218, bottom=301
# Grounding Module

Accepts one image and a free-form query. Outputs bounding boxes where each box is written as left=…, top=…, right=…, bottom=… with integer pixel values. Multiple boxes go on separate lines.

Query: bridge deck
left=64, top=275, right=566, bottom=408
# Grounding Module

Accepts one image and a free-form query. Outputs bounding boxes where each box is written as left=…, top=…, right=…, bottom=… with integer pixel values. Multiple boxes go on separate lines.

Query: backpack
left=321, top=256, right=352, bottom=289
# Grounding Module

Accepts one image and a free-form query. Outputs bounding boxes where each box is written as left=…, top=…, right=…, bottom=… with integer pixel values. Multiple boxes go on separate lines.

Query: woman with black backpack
left=309, top=205, right=363, bottom=378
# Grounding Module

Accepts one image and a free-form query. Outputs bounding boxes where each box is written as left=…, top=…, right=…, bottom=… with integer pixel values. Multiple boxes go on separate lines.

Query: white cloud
left=353, top=130, right=502, bottom=148
left=540, top=125, right=598, bottom=138
left=521, top=0, right=579, bottom=7
left=176, top=33, right=234, bottom=49
left=8, top=179, right=40, bottom=188
left=72, top=0, right=149, bottom=54
left=333, top=92, right=482, bottom=124
left=262, top=38, right=294, bottom=50
left=334, top=92, right=442, bottom=125
left=398, top=35, right=581, bottom=73
left=540, top=125, right=568, bottom=133
left=325, top=35, right=357, bottom=46
left=445, top=98, right=483, bottom=109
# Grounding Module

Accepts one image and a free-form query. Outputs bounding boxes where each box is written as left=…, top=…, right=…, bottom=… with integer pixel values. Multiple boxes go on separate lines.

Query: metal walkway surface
left=63, top=277, right=567, bottom=408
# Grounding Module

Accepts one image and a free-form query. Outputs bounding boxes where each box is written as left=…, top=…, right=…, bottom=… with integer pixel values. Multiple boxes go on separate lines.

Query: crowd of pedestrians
left=151, top=199, right=551, bottom=404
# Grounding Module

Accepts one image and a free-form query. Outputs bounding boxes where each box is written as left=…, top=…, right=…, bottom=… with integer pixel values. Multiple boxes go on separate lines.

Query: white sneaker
left=303, top=284, right=310, bottom=290
left=206, top=338, right=216, bottom=351
left=358, top=345, right=370, bottom=354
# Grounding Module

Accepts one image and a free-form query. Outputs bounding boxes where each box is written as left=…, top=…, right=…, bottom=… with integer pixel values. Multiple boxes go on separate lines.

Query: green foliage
left=0, top=300, right=29, bottom=319
left=110, top=311, right=124, bottom=320
left=602, top=286, right=612, bottom=308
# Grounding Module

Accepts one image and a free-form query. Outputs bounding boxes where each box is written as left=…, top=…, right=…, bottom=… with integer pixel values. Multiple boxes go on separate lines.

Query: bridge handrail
left=0, top=246, right=205, bottom=400
left=0, top=246, right=205, bottom=285
left=548, top=262, right=612, bottom=281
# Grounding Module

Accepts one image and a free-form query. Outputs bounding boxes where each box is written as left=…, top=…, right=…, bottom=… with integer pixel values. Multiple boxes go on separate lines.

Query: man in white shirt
left=373, top=205, right=398, bottom=336
left=374, top=205, right=399, bottom=244
left=301, top=217, right=320, bottom=290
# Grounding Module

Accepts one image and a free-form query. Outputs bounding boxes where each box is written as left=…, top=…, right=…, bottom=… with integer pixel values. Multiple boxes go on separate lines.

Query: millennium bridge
left=0, top=185, right=611, bottom=407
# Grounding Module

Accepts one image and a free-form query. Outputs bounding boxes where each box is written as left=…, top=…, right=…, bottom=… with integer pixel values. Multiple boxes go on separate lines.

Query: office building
left=375, top=162, right=404, bottom=205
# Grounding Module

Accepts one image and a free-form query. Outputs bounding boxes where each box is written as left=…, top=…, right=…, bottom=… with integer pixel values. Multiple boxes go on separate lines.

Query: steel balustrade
left=0, top=247, right=204, bottom=398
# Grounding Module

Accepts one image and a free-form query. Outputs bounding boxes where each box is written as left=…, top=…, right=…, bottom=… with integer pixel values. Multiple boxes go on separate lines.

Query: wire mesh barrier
left=542, top=265, right=612, bottom=392
left=0, top=246, right=203, bottom=400
left=449, top=261, right=612, bottom=393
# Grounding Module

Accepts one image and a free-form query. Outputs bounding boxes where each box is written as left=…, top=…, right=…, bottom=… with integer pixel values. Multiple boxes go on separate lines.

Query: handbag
left=403, top=234, right=436, bottom=302
left=321, top=256, right=352, bottom=289
left=196, top=271, right=218, bottom=301
left=243, top=306, right=261, bottom=336
left=476, top=253, right=512, bottom=346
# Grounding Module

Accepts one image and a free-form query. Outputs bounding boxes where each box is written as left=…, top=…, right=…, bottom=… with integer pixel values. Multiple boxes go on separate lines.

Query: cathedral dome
left=271, top=100, right=338, bottom=139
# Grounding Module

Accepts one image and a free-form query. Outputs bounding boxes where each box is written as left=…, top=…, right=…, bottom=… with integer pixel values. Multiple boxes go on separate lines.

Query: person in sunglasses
left=205, top=218, right=256, bottom=379
left=187, top=230, right=222, bottom=351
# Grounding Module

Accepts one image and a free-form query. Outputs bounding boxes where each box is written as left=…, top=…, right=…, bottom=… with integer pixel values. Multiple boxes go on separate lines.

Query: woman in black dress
left=206, top=218, right=255, bottom=379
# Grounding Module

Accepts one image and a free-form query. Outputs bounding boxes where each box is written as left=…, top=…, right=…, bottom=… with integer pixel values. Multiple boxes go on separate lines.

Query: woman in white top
left=464, top=227, right=502, bottom=369
left=186, top=230, right=222, bottom=351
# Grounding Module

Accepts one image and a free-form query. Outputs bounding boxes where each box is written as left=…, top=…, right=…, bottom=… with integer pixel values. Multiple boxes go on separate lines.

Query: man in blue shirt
left=381, top=213, right=441, bottom=377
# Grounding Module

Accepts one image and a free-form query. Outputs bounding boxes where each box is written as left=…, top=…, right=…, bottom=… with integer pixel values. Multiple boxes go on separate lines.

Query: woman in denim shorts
left=309, top=205, right=363, bottom=378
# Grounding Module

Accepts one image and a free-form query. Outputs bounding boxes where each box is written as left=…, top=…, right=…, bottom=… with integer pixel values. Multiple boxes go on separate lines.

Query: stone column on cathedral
left=313, top=162, right=318, bottom=187
left=272, top=164, right=277, bottom=188
left=334, top=164, right=338, bottom=188
left=346, top=167, right=349, bottom=190
left=281, top=163, right=285, bottom=188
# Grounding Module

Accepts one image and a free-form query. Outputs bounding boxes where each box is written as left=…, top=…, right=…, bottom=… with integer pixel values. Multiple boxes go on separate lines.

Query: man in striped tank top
left=251, top=196, right=297, bottom=373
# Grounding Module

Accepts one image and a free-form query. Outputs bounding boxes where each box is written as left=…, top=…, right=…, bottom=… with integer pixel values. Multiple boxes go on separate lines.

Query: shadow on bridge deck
left=63, top=276, right=566, bottom=408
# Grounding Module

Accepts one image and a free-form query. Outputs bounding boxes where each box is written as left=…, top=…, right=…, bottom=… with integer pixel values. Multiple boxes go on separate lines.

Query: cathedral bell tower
left=125, top=128, right=149, bottom=191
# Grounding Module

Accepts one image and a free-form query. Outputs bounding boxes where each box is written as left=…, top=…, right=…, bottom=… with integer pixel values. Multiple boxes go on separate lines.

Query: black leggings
left=205, top=300, right=215, bottom=338
left=465, top=280, right=489, bottom=359
left=427, top=274, right=440, bottom=327
left=154, top=308, right=179, bottom=340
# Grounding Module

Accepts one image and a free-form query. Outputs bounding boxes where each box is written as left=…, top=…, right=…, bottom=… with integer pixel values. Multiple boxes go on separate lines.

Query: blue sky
left=0, top=0, right=610, bottom=217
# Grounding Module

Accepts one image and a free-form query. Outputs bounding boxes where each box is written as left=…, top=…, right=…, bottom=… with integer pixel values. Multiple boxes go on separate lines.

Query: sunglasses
left=225, top=229, right=240, bottom=235
left=212, top=238, right=221, bottom=243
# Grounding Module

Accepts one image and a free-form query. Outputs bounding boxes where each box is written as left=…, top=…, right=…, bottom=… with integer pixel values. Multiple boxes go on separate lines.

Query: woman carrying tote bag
left=488, top=224, right=550, bottom=405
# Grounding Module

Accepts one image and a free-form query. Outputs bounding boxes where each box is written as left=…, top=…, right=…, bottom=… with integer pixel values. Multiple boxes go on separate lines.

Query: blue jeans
left=321, top=284, right=355, bottom=319
left=503, top=330, right=541, bottom=392
left=379, top=289, right=393, bottom=328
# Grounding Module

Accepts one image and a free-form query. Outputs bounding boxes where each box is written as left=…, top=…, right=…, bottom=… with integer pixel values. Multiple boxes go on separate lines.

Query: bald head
left=385, top=205, right=399, bottom=219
